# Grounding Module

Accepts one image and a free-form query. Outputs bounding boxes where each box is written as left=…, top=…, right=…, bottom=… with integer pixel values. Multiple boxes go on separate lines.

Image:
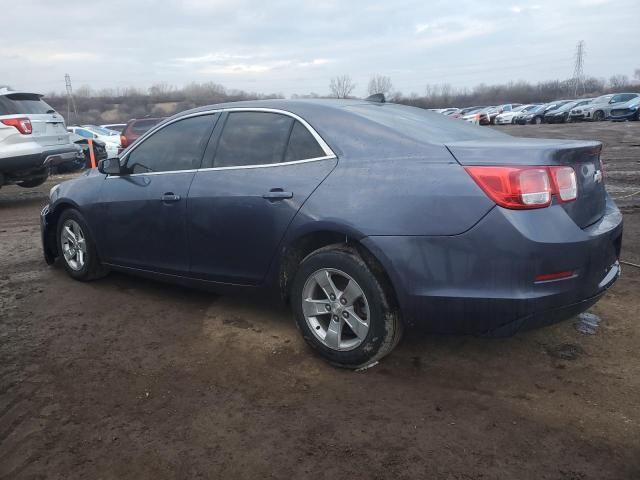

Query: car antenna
left=365, top=93, right=385, bottom=103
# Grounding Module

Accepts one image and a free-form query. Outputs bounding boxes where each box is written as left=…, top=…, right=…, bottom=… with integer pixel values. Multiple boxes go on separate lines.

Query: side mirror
left=98, top=158, right=122, bottom=175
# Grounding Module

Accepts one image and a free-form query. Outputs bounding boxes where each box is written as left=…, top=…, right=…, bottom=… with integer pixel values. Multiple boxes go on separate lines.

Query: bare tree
left=329, top=75, right=356, bottom=99
left=634, top=69, right=640, bottom=83
left=367, top=75, right=393, bottom=96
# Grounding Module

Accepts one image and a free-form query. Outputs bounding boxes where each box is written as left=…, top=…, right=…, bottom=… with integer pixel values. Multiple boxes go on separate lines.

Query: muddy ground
left=0, top=122, right=639, bottom=479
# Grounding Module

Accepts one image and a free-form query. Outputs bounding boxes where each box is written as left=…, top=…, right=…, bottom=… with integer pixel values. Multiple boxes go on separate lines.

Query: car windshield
left=557, top=102, right=578, bottom=112
left=85, top=125, right=118, bottom=136
left=593, top=95, right=613, bottom=103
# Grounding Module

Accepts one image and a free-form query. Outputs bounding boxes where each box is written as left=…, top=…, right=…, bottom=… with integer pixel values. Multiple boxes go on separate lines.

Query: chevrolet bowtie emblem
left=593, top=170, right=603, bottom=183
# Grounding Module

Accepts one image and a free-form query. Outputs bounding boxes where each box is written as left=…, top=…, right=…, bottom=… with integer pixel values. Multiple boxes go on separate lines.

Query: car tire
left=593, top=110, right=605, bottom=121
left=56, top=209, right=108, bottom=281
left=291, top=245, right=402, bottom=369
left=534, top=116, right=543, bottom=124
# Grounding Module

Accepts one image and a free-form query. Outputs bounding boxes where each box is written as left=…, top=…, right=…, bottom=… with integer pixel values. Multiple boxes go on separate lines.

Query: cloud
left=0, top=0, right=637, bottom=96
left=415, top=17, right=495, bottom=47
left=510, top=4, right=542, bottom=13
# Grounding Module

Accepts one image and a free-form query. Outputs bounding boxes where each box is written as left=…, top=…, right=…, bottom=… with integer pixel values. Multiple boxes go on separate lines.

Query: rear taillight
left=1, top=117, right=32, bottom=134
left=120, top=134, right=128, bottom=148
left=548, top=166, right=577, bottom=202
left=465, top=165, right=577, bottom=209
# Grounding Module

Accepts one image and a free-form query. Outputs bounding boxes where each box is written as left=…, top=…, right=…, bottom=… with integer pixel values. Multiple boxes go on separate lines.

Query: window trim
left=117, top=108, right=336, bottom=177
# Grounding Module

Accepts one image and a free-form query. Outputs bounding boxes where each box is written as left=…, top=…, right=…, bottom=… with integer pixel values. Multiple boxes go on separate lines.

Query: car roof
left=163, top=99, right=507, bottom=159
left=0, top=87, right=43, bottom=97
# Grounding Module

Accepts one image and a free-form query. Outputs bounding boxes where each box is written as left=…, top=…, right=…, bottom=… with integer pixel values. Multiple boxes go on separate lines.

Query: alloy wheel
left=60, top=219, right=87, bottom=271
left=301, top=268, right=370, bottom=351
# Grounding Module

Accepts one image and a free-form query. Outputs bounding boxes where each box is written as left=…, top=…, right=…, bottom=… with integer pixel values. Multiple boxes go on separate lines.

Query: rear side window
left=284, top=121, right=326, bottom=161
left=0, top=94, right=54, bottom=115
left=214, top=112, right=293, bottom=167
left=126, top=115, right=214, bottom=174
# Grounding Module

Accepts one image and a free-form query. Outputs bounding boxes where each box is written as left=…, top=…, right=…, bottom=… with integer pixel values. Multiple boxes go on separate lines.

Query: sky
left=2, top=0, right=638, bottom=97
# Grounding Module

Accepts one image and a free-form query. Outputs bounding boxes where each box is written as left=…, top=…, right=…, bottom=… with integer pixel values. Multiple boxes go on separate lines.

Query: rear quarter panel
left=288, top=145, right=494, bottom=238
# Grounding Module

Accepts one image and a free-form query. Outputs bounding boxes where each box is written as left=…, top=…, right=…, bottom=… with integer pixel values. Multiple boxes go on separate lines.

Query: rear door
left=0, top=93, right=68, bottom=146
left=187, top=110, right=337, bottom=285
left=96, top=113, right=217, bottom=274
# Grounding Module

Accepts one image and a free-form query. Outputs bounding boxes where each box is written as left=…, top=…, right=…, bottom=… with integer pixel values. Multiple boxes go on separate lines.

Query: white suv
left=0, top=87, right=82, bottom=188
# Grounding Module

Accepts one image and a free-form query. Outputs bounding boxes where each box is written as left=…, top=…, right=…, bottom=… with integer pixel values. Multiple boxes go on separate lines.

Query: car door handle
left=262, top=189, right=293, bottom=201
left=161, top=193, right=181, bottom=202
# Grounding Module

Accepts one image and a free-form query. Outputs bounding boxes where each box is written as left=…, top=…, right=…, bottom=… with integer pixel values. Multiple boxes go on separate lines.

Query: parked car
left=488, top=104, right=522, bottom=124
left=478, top=106, right=498, bottom=125
left=41, top=98, right=622, bottom=368
left=450, top=106, right=485, bottom=119
left=0, top=88, right=82, bottom=188
left=609, top=97, right=640, bottom=122
left=439, top=108, right=460, bottom=116
left=462, top=107, right=489, bottom=123
left=574, top=93, right=639, bottom=121
left=495, top=104, right=539, bottom=125
left=120, top=117, right=165, bottom=150
left=67, top=125, right=121, bottom=158
left=514, top=104, right=548, bottom=124
left=544, top=98, right=593, bottom=123
left=544, top=99, right=593, bottom=123
left=101, top=123, right=127, bottom=133
left=55, top=133, right=108, bottom=173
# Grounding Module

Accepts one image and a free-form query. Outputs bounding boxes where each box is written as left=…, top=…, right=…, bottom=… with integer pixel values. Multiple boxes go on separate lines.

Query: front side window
left=214, top=112, right=293, bottom=168
left=126, top=115, right=214, bottom=174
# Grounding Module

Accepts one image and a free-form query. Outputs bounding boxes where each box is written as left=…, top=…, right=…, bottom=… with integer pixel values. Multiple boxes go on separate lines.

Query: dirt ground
left=1, top=122, right=639, bottom=479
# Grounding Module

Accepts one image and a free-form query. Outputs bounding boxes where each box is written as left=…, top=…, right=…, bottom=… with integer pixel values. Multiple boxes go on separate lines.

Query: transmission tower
left=65, top=73, right=78, bottom=124
left=569, top=41, right=586, bottom=97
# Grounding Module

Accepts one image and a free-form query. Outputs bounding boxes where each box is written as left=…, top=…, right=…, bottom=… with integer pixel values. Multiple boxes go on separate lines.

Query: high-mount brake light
left=465, top=165, right=578, bottom=209
left=1, top=117, right=32, bottom=134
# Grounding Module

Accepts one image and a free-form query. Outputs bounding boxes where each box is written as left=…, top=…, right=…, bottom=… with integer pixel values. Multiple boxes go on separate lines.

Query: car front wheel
left=291, top=246, right=402, bottom=368
left=56, top=209, right=108, bottom=281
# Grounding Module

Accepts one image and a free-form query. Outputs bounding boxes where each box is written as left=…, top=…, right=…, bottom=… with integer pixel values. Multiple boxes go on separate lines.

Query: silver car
left=571, top=92, right=640, bottom=121
left=0, top=87, right=81, bottom=188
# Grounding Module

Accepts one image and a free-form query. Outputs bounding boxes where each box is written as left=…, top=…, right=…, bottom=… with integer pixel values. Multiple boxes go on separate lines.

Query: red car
left=120, top=117, right=164, bottom=150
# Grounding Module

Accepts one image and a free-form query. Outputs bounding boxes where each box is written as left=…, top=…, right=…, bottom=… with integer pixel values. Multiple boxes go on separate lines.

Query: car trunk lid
left=0, top=92, right=69, bottom=146
left=446, top=137, right=606, bottom=229
left=30, top=113, right=69, bottom=146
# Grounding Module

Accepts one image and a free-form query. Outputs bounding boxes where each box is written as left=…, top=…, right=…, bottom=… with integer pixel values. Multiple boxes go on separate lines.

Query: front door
left=97, top=114, right=217, bottom=274
left=187, top=111, right=337, bottom=285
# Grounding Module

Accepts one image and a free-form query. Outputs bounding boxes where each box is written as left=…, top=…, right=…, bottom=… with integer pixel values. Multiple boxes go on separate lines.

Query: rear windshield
left=130, top=119, right=162, bottom=134
left=0, top=93, right=55, bottom=115
left=344, top=104, right=506, bottom=143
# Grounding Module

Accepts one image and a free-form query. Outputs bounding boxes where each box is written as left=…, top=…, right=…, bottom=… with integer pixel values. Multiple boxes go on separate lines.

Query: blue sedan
left=41, top=98, right=622, bottom=368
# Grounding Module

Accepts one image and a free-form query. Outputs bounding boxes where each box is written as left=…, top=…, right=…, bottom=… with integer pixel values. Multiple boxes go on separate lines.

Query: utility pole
left=65, top=73, right=78, bottom=124
left=569, top=41, right=585, bottom=97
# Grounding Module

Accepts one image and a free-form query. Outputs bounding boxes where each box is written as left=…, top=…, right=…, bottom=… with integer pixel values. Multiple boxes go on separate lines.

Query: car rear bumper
left=0, top=145, right=83, bottom=176
left=362, top=195, right=623, bottom=335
